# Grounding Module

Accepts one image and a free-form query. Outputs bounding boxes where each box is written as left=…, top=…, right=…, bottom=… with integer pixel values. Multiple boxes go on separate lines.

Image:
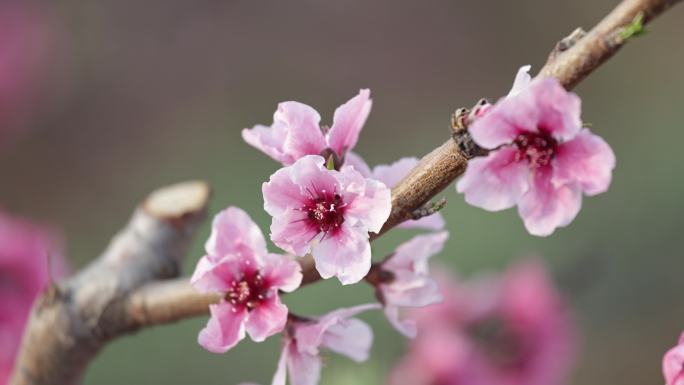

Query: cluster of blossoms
left=192, top=65, right=617, bottom=384
left=0, top=211, right=65, bottom=384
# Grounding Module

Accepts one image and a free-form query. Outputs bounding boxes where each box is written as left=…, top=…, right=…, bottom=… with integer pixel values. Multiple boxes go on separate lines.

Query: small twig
left=408, top=198, right=447, bottom=221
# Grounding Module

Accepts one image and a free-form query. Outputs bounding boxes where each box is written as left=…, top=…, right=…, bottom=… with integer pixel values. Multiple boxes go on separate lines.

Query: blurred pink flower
left=272, top=304, right=379, bottom=385
left=0, top=210, right=65, bottom=384
left=370, top=231, right=448, bottom=337
left=191, top=207, right=302, bottom=353
left=663, top=332, right=684, bottom=385
left=0, top=2, right=54, bottom=144
left=456, top=68, right=615, bottom=236
left=389, top=260, right=575, bottom=385
left=344, top=155, right=445, bottom=231
left=263, top=155, right=391, bottom=285
left=242, top=89, right=372, bottom=167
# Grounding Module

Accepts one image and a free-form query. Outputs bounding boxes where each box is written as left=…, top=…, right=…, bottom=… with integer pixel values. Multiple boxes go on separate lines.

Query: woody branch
left=9, top=0, right=681, bottom=384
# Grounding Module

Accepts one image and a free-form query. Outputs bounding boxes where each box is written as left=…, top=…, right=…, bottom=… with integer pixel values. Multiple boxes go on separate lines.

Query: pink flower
left=369, top=231, right=448, bottom=337
left=345, top=154, right=445, bottom=231
left=191, top=207, right=302, bottom=353
left=389, top=260, right=575, bottom=385
left=456, top=67, right=616, bottom=236
left=262, top=155, right=391, bottom=285
left=663, top=332, right=684, bottom=385
left=242, top=89, right=372, bottom=167
left=272, top=304, right=379, bottom=385
left=0, top=211, right=65, bottom=384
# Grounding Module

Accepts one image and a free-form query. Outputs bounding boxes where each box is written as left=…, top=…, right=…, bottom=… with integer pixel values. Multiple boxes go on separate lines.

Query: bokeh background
left=2, top=0, right=683, bottom=384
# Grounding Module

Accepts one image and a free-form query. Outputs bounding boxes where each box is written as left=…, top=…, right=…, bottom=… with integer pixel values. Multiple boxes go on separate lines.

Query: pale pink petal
left=384, top=305, right=417, bottom=338
left=371, top=157, right=419, bottom=187
left=271, top=343, right=289, bottom=385
left=260, top=253, right=303, bottom=293
left=469, top=92, right=540, bottom=149
left=190, top=256, right=235, bottom=294
left=382, top=272, right=442, bottom=308
left=242, top=123, right=293, bottom=165
left=245, top=295, right=288, bottom=342
left=327, top=89, right=372, bottom=156
left=269, top=208, right=319, bottom=256
left=312, top=223, right=371, bottom=285
left=205, top=207, right=268, bottom=260
left=342, top=151, right=372, bottom=177
left=664, top=335, right=684, bottom=385
left=507, top=65, right=532, bottom=97
left=518, top=167, right=583, bottom=236
left=554, top=128, right=616, bottom=196
left=385, top=231, right=449, bottom=272
left=399, top=214, right=446, bottom=231
left=529, top=77, right=582, bottom=140
left=198, top=302, right=247, bottom=353
left=287, top=155, right=339, bottom=195
left=340, top=167, right=392, bottom=233
left=276, top=101, right=327, bottom=159
left=322, top=317, right=374, bottom=362
left=287, top=342, right=322, bottom=385
left=456, top=146, right=530, bottom=211
left=262, top=166, right=309, bottom=217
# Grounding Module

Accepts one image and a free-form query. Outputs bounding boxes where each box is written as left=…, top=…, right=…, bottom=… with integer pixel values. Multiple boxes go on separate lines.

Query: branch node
left=408, top=197, right=447, bottom=221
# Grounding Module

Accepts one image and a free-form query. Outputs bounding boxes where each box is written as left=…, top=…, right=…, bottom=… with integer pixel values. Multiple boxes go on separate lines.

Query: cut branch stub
left=9, top=181, right=210, bottom=385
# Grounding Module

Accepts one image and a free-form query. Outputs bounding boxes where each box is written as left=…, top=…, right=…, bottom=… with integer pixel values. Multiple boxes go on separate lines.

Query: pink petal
left=287, top=342, right=322, bottom=385
left=385, top=231, right=449, bottom=272
left=271, top=343, right=289, bottom=385
left=276, top=101, right=327, bottom=160
left=554, top=128, right=616, bottom=196
left=529, top=77, right=582, bottom=140
left=507, top=65, right=532, bottom=97
left=245, top=295, right=288, bottom=342
left=312, top=223, right=371, bottom=285
left=263, top=165, right=310, bottom=217
left=382, top=271, right=442, bottom=308
left=198, top=302, right=247, bottom=353
left=518, top=167, right=582, bottom=236
left=456, top=146, right=530, bottom=211
left=342, top=151, right=372, bottom=177
left=190, top=255, right=236, bottom=294
left=260, top=253, right=303, bottom=293
left=242, top=123, right=293, bottom=165
left=205, top=207, right=268, bottom=261
left=340, top=166, right=392, bottom=234
left=664, top=341, right=684, bottom=385
left=327, top=89, right=372, bottom=156
left=287, top=155, right=339, bottom=194
left=321, top=317, right=374, bottom=362
left=469, top=93, right=539, bottom=149
left=384, top=305, right=417, bottom=338
left=371, top=157, right=419, bottom=188
left=269, top=208, right=319, bottom=256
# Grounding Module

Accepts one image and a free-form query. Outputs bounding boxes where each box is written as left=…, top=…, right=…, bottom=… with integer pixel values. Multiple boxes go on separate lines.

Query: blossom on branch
left=456, top=66, right=616, bottom=236
left=242, top=89, right=372, bottom=168
left=191, top=207, right=302, bottom=353
left=0, top=211, right=65, bottom=384
left=367, top=231, right=448, bottom=337
left=263, top=155, right=391, bottom=285
left=663, top=332, right=684, bottom=385
left=389, top=260, right=575, bottom=385
left=272, top=304, right=380, bottom=385
left=344, top=155, right=445, bottom=231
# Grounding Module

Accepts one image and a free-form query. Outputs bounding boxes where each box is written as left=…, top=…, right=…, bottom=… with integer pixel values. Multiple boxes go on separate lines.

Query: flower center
left=513, top=131, right=558, bottom=169
left=306, top=192, right=346, bottom=234
left=225, top=270, right=270, bottom=311
left=468, top=317, right=534, bottom=373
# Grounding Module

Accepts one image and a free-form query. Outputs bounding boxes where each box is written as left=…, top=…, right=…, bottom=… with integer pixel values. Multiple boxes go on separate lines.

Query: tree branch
left=9, top=181, right=210, bottom=385
left=9, top=0, right=681, bottom=384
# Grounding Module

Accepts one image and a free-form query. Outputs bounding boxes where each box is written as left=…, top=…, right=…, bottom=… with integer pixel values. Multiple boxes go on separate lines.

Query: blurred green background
left=1, top=0, right=683, bottom=384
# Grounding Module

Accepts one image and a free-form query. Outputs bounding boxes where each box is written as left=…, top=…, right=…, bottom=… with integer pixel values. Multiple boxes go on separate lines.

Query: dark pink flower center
left=305, top=192, right=346, bottom=234
left=225, top=269, right=271, bottom=311
left=513, top=131, right=558, bottom=169
left=468, top=317, right=535, bottom=373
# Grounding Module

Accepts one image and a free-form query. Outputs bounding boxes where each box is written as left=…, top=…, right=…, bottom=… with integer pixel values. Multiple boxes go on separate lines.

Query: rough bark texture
left=9, top=0, right=681, bottom=384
